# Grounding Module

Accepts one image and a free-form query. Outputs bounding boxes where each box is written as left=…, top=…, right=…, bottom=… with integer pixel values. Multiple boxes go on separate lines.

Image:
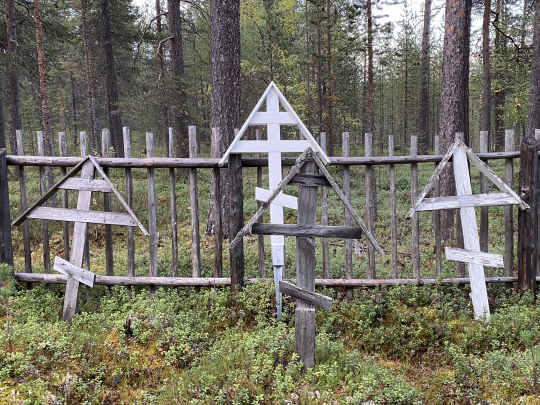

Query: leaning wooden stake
left=517, top=137, right=538, bottom=294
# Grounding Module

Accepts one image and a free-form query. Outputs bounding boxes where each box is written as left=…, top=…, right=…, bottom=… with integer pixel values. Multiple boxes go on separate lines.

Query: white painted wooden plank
left=461, top=142, right=529, bottom=210
left=453, top=145, right=490, bottom=319
left=28, top=207, right=139, bottom=227
left=58, top=178, right=112, bottom=193
left=445, top=247, right=504, bottom=268
left=230, top=140, right=312, bottom=154
left=256, top=187, right=297, bottom=209
left=416, top=193, right=518, bottom=211
left=54, top=256, right=95, bottom=287
left=250, top=112, right=297, bottom=125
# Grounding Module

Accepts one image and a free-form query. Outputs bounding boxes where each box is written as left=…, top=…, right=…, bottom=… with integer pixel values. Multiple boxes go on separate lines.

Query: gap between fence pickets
left=445, top=247, right=504, bottom=268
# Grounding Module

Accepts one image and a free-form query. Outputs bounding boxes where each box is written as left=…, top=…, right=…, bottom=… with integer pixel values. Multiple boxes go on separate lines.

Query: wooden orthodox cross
left=13, top=156, right=147, bottom=322
left=231, top=148, right=381, bottom=367
left=408, top=138, right=528, bottom=320
left=221, top=82, right=330, bottom=318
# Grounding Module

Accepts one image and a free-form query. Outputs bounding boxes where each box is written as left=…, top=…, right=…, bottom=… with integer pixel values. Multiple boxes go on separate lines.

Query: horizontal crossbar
left=279, top=281, right=333, bottom=310
left=416, top=193, right=519, bottom=211
left=27, top=207, right=138, bottom=227
left=252, top=223, right=363, bottom=239
left=58, top=178, right=112, bottom=192
left=445, top=247, right=504, bottom=268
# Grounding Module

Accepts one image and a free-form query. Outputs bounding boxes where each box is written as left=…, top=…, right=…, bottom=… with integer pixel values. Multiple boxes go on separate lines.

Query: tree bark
left=482, top=0, right=492, bottom=135
left=210, top=0, right=240, bottom=238
left=494, top=0, right=506, bottom=150
left=0, top=79, right=5, bottom=150
left=5, top=0, right=22, bottom=155
left=167, top=0, right=187, bottom=159
left=367, top=0, right=377, bottom=219
left=418, top=0, right=432, bottom=154
left=326, top=0, right=333, bottom=156
left=438, top=0, right=472, bottom=240
left=81, top=0, right=98, bottom=153
left=34, top=0, right=54, bottom=191
left=102, top=0, right=123, bottom=157
left=526, top=0, right=540, bottom=138
left=70, top=72, right=79, bottom=149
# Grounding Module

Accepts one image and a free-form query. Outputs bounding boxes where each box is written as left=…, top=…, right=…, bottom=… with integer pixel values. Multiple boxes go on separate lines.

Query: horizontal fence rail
left=3, top=127, right=539, bottom=294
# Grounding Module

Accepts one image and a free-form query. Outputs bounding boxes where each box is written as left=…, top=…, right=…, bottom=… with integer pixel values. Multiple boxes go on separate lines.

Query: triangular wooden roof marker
left=219, top=82, right=330, bottom=166
left=230, top=148, right=383, bottom=254
left=12, top=155, right=148, bottom=236
left=407, top=139, right=528, bottom=219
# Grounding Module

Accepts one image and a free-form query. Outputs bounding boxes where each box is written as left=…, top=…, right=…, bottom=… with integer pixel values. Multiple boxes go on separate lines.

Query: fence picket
left=123, top=127, right=135, bottom=279
left=101, top=129, right=114, bottom=276
left=169, top=128, right=179, bottom=277
left=189, top=126, right=201, bottom=278
left=320, top=132, right=330, bottom=278
left=411, top=136, right=420, bottom=278
left=505, top=130, right=514, bottom=286
left=255, top=129, right=265, bottom=278
left=389, top=135, right=398, bottom=278
left=479, top=131, right=489, bottom=275
left=37, top=131, right=51, bottom=274
left=146, top=132, right=158, bottom=289
left=365, top=133, right=376, bottom=279
left=343, top=132, right=352, bottom=286
left=58, top=132, right=70, bottom=261
left=434, top=135, right=442, bottom=277
left=16, top=130, right=32, bottom=277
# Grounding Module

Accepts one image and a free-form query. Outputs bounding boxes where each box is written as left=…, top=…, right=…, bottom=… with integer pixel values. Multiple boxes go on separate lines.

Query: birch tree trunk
left=210, top=0, right=240, bottom=238
left=438, top=0, right=472, bottom=240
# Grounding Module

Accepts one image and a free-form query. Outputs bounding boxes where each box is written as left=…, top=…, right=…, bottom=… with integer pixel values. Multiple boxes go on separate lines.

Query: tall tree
left=493, top=0, right=507, bottom=149
left=167, top=0, right=187, bottom=158
left=482, top=0, right=492, bottom=135
left=526, top=0, right=540, bottom=137
left=102, top=0, right=124, bottom=157
left=34, top=0, right=53, bottom=160
left=5, top=0, right=22, bottom=155
left=210, top=0, right=240, bottom=238
left=438, top=0, right=472, bottom=239
left=81, top=0, right=98, bottom=152
left=418, top=0, right=432, bottom=153
left=0, top=80, right=5, bottom=149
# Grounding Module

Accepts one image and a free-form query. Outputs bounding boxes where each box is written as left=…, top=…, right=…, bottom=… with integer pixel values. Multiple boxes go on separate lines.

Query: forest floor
left=1, top=143, right=540, bottom=404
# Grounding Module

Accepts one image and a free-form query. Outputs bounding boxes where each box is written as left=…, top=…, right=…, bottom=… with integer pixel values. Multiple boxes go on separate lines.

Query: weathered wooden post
left=0, top=149, right=13, bottom=267
left=295, top=159, right=318, bottom=367
left=518, top=137, right=538, bottom=294
left=229, top=145, right=244, bottom=290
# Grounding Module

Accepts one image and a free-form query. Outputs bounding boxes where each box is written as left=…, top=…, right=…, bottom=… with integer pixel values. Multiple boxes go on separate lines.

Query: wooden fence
left=2, top=127, right=540, bottom=289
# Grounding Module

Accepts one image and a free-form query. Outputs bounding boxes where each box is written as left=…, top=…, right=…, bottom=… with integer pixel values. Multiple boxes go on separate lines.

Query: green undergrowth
left=1, top=264, right=540, bottom=404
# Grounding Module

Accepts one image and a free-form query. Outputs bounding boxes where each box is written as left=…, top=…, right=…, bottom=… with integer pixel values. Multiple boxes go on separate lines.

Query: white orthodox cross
left=220, top=82, right=329, bottom=317
left=409, top=138, right=528, bottom=320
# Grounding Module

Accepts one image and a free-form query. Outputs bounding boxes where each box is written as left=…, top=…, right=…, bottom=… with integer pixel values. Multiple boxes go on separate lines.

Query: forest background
left=0, top=0, right=535, bottom=161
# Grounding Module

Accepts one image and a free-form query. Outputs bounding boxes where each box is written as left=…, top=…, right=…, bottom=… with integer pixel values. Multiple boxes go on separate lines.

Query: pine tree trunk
left=70, top=72, right=79, bottom=149
left=326, top=0, right=333, bottom=156
left=5, top=0, right=22, bottom=155
left=210, top=0, right=240, bottom=239
left=34, top=0, right=54, bottom=188
left=418, top=0, right=432, bottom=154
left=526, top=0, right=540, bottom=138
left=494, top=0, right=506, bottom=150
left=438, top=0, right=472, bottom=240
left=167, top=0, right=187, bottom=159
left=482, top=0, right=492, bottom=135
left=0, top=78, right=5, bottom=149
left=367, top=0, right=377, bottom=219
left=81, top=0, right=98, bottom=153
left=102, top=0, right=123, bottom=157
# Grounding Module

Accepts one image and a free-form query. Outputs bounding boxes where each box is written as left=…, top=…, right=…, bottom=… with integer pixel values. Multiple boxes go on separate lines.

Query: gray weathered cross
left=231, top=148, right=381, bottom=367
left=408, top=138, right=529, bottom=320
left=13, top=156, right=147, bottom=322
